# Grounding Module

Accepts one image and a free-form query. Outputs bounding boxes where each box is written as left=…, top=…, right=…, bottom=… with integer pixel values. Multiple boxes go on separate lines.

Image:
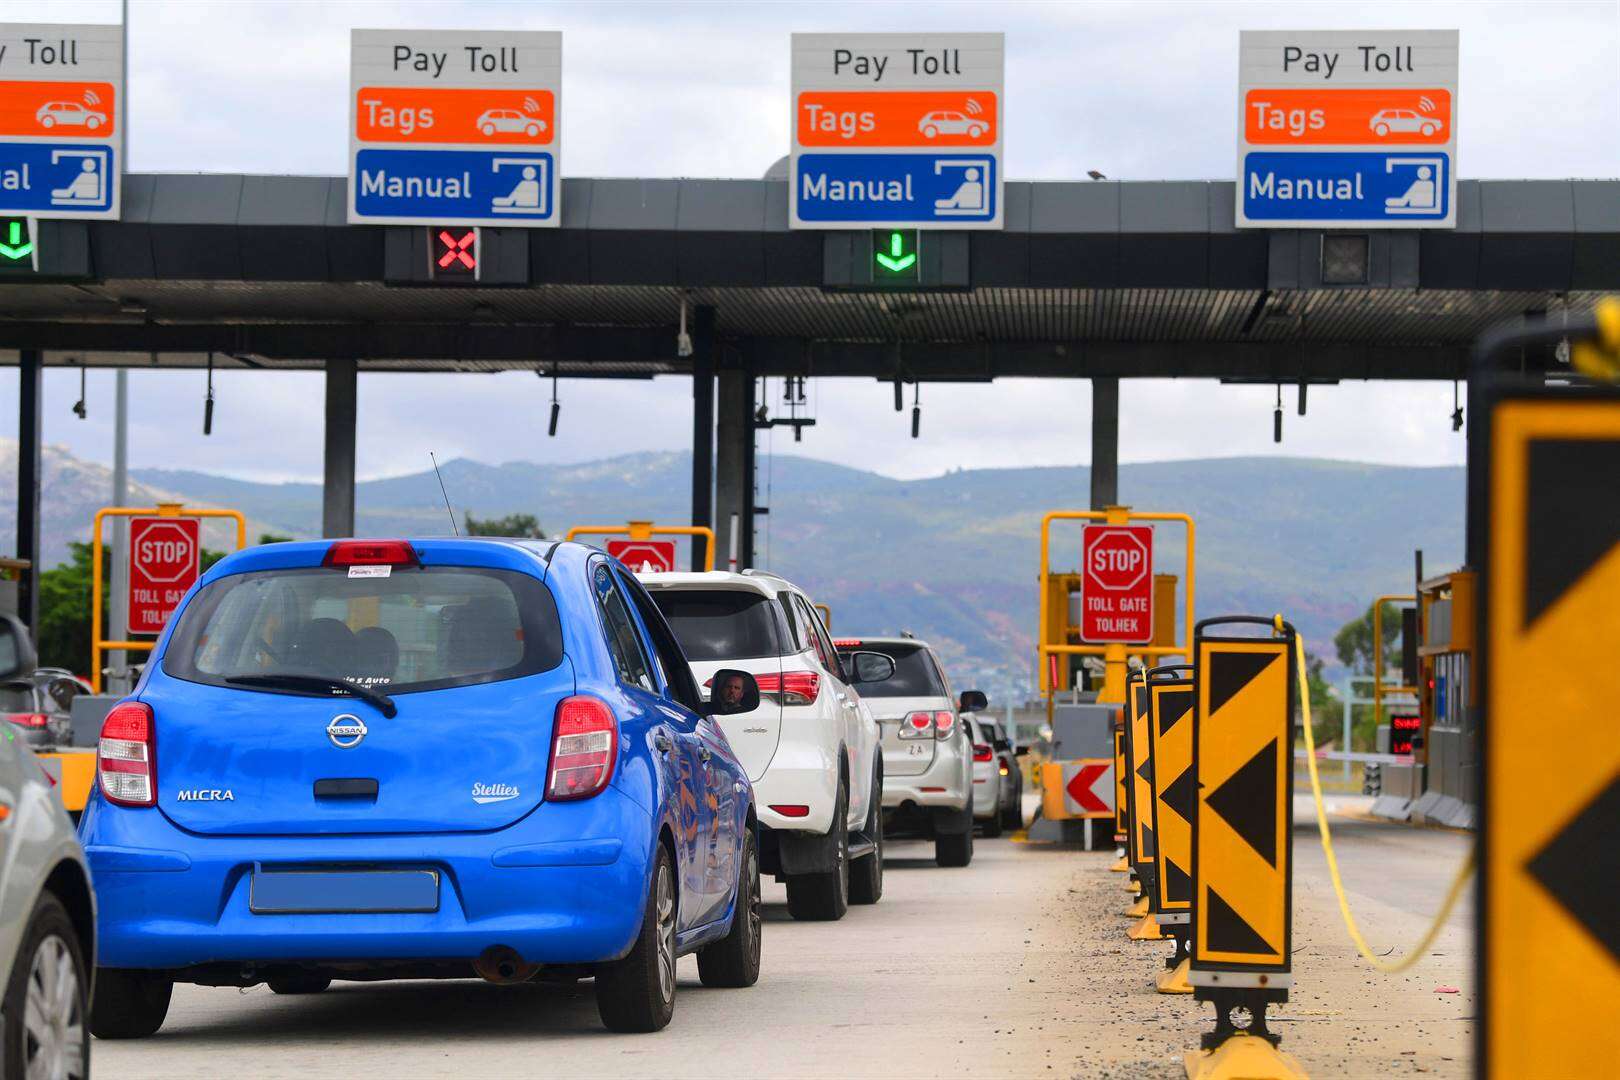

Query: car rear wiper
left=224, top=674, right=398, bottom=718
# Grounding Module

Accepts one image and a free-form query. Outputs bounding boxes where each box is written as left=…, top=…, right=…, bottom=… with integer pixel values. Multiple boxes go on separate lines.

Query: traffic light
left=429, top=226, right=480, bottom=282
left=872, top=229, right=920, bottom=284
left=0, top=218, right=38, bottom=272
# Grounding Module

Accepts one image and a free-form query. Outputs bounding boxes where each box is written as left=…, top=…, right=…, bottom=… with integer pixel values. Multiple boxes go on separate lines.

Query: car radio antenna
left=430, top=451, right=459, bottom=535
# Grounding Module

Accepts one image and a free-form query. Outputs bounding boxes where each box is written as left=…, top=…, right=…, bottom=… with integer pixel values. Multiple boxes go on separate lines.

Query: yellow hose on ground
left=1290, top=625, right=1475, bottom=974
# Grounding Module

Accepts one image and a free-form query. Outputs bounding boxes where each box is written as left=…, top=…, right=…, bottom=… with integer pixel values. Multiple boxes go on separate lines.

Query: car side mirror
left=704, top=669, right=761, bottom=717
left=845, top=651, right=896, bottom=684
left=0, top=613, right=37, bottom=681
left=959, top=689, right=988, bottom=713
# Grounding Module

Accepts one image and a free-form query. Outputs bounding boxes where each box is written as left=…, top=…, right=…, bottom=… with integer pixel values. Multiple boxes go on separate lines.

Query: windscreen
left=843, top=642, right=947, bottom=698
left=0, top=683, right=36, bottom=711
left=649, top=589, right=781, bottom=662
left=163, top=565, right=563, bottom=695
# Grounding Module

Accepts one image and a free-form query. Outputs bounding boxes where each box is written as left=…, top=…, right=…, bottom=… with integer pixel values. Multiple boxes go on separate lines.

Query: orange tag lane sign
left=0, top=81, right=118, bottom=138
left=1244, top=88, right=1451, bottom=146
left=355, top=87, right=555, bottom=146
left=796, top=90, right=997, bottom=148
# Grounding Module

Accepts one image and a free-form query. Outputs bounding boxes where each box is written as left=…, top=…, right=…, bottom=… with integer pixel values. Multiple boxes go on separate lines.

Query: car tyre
left=696, top=828, right=762, bottom=988
left=981, top=810, right=1003, bottom=839
left=525, top=124, right=540, bottom=137
left=1000, top=796, right=1023, bottom=830
left=924, top=125, right=938, bottom=138
left=1421, top=123, right=1436, bottom=136
left=87, top=117, right=101, bottom=130
left=969, top=124, right=984, bottom=138
left=1375, top=123, right=1390, bottom=136
left=481, top=123, right=496, bottom=136
left=268, top=976, right=331, bottom=995
left=40, top=116, right=55, bottom=129
left=935, top=794, right=975, bottom=867
left=784, top=781, right=849, bottom=921
left=849, top=769, right=884, bottom=905
left=89, top=968, right=172, bottom=1040
left=3, top=893, right=90, bottom=1077
left=596, top=844, right=678, bottom=1033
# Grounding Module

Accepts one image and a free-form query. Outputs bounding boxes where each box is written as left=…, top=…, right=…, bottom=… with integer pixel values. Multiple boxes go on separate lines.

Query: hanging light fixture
left=911, top=382, right=921, bottom=439
left=1451, top=380, right=1464, bottom=432
left=1273, top=383, right=1283, bottom=443
left=548, top=365, right=561, bottom=436
left=72, top=366, right=88, bottom=419
left=202, top=353, right=215, bottom=436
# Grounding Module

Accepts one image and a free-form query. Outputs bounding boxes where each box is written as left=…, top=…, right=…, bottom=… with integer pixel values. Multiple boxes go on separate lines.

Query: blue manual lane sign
left=353, top=148, right=554, bottom=222
left=1242, top=151, right=1450, bottom=223
left=795, top=153, right=996, bottom=224
left=0, top=143, right=115, bottom=213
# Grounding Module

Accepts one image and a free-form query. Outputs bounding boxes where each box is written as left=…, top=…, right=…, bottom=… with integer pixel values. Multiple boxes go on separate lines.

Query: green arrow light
left=874, top=230, right=917, bottom=273
left=0, top=220, right=34, bottom=262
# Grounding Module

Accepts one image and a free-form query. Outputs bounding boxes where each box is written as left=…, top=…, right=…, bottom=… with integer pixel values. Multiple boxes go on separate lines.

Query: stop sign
left=607, top=538, right=678, bottom=574
left=1080, top=524, right=1154, bottom=643
left=128, top=517, right=201, bottom=634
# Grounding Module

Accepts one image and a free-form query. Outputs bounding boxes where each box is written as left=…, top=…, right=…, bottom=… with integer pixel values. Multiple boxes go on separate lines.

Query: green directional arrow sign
left=871, top=229, right=920, bottom=285
left=0, top=219, right=35, bottom=262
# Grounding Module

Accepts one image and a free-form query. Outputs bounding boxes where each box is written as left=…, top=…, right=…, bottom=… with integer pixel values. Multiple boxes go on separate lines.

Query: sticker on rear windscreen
left=348, top=565, right=392, bottom=578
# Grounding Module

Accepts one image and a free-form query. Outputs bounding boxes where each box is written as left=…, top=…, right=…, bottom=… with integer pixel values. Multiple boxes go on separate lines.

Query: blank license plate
left=250, top=869, right=440, bottom=914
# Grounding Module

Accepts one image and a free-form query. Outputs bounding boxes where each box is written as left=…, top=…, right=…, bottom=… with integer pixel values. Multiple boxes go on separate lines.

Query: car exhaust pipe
left=474, top=945, right=538, bottom=985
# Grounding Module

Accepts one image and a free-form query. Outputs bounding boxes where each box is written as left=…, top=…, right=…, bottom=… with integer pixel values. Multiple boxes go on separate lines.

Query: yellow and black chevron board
left=1147, top=668, right=1196, bottom=924
left=1189, top=617, right=1295, bottom=990
left=1124, top=669, right=1156, bottom=890
left=1481, top=390, right=1620, bottom=1077
left=1113, top=713, right=1128, bottom=842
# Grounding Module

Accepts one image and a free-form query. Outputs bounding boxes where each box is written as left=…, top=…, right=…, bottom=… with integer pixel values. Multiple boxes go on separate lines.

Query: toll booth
left=1410, top=569, right=1477, bottom=828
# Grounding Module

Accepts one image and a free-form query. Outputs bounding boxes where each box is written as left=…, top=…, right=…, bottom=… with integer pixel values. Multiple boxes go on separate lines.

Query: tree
left=1303, top=650, right=1341, bottom=749
left=1333, top=600, right=1404, bottom=675
left=464, top=512, right=543, bottom=538
left=35, top=542, right=105, bottom=675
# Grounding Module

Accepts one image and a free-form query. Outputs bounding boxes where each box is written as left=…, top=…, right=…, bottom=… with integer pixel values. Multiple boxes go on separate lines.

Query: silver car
left=0, top=614, right=95, bottom=1080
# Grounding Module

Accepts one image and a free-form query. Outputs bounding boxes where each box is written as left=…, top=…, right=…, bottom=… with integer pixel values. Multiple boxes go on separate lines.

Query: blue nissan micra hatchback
left=79, top=538, right=762, bottom=1034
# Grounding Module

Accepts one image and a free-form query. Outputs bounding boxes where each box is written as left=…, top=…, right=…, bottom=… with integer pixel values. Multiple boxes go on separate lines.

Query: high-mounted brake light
left=547, top=696, right=618, bottom=801
left=323, top=539, right=419, bottom=568
left=832, top=639, right=863, bottom=649
left=933, top=710, right=956, bottom=739
left=973, top=743, right=994, bottom=763
left=99, top=701, right=156, bottom=807
left=6, top=712, right=49, bottom=728
left=755, top=671, right=820, bottom=706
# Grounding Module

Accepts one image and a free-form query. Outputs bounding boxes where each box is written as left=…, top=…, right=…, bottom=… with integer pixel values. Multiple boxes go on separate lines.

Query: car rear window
left=0, top=683, right=37, bottom=711
left=162, top=565, right=563, bottom=695
left=648, top=589, right=781, bottom=662
left=841, top=642, right=946, bottom=698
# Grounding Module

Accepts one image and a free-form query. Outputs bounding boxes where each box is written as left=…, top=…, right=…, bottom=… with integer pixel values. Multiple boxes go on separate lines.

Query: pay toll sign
left=349, top=29, right=561, bottom=228
left=791, top=33, right=1004, bottom=230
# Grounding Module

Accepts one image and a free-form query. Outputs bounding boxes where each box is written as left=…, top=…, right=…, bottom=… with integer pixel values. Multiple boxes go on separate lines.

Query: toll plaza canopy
left=3, top=174, right=1618, bottom=381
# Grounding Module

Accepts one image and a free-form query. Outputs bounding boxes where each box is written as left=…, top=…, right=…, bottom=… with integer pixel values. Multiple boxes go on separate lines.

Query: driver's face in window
left=718, top=674, right=746, bottom=708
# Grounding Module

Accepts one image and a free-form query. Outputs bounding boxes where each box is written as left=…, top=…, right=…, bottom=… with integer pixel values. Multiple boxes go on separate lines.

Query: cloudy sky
left=7, top=0, right=1617, bottom=481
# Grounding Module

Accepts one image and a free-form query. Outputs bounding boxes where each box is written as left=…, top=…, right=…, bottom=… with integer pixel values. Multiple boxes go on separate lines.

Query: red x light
left=430, top=226, right=479, bottom=281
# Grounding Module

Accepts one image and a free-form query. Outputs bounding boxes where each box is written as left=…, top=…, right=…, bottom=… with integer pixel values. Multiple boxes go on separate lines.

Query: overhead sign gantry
left=1237, top=29, right=1459, bottom=228
left=348, top=28, right=561, bottom=227
left=0, top=22, right=123, bottom=220
left=790, top=32, right=1004, bottom=229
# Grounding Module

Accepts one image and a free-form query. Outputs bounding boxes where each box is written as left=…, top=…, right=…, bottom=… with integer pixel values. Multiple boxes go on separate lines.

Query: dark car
left=1, top=667, right=90, bottom=749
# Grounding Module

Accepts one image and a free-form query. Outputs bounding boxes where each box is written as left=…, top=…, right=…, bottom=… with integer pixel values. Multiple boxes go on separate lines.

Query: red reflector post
left=769, top=804, right=810, bottom=818
left=324, top=539, right=419, bottom=567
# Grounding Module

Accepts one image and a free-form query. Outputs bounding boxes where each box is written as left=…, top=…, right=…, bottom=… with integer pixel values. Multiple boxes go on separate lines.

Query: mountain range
left=1, top=440, right=1463, bottom=700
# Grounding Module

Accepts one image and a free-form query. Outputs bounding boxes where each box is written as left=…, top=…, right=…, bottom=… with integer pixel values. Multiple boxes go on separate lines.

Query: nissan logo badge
left=327, top=713, right=368, bottom=749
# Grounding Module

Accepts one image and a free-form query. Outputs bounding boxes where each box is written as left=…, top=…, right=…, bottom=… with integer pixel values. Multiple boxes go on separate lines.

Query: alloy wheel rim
left=23, top=934, right=84, bottom=1080
left=655, top=863, right=676, bottom=1004
left=746, top=845, right=762, bottom=960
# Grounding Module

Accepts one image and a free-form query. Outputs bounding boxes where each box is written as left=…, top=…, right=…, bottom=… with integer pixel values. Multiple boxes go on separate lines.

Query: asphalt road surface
left=91, top=801, right=1475, bottom=1078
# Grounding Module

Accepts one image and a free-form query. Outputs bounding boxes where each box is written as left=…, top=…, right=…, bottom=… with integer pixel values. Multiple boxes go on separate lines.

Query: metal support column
left=689, top=306, right=716, bottom=572
left=714, top=365, right=755, bottom=571
left=322, top=358, right=358, bottom=539
left=1091, top=376, right=1119, bottom=510
left=15, top=350, right=42, bottom=631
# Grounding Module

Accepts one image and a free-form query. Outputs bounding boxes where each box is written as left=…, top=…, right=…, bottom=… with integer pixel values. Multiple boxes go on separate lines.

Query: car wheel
left=969, top=124, right=983, bottom=138
left=849, top=769, right=884, bottom=905
left=268, top=975, right=331, bottom=995
left=981, top=808, right=1003, bottom=839
left=696, top=828, right=762, bottom=988
left=1001, top=796, right=1023, bottom=830
left=525, top=124, right=539, bottom=137
left=89, top=968, right=172, bottom=1040
left=87, top=117, right=101, bottom=130
left=40, top=116, right=55, bottom=128
left=482, top=124, right=496, bottom=136
left=595, top=844, right=677, bottom=1032
left=785, top=781, right=849, bottom=921
left=1375, top=123, right=1390, bottom=136
left=935, top=794, right=974, bottom=867
left=1421, top=123, right=1436, bottom=136
left=924, top=125, right=938, bottom=138
left=2, top=893, right=89, bottom=1078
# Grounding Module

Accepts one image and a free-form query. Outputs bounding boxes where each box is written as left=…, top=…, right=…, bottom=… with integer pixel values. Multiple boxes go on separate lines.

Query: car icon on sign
left=476, top=109, right=546, bottom=138
left=1370, top=109, right=1442, bottom=138
left=36, top=101, right=107, bottom=130
left=918, top=110, right=989, bottom=139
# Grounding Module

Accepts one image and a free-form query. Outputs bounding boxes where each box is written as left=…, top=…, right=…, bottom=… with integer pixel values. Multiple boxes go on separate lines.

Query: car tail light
left=547, top=696, right=618, bottom=801
left=323, top=539, right=419, bottom=567
left=5, top=712, right=49, bottom=728
left=99, top=702, right=156, bottom=807
left=934, top=710, right=956, bottom=739
left=769, top=804, right=810, bottom=818
left=973, top=743, right=993, bottom=763
left=899, top=710, right=935, bottom=740
left=755, top=671, right=820, bottom=706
